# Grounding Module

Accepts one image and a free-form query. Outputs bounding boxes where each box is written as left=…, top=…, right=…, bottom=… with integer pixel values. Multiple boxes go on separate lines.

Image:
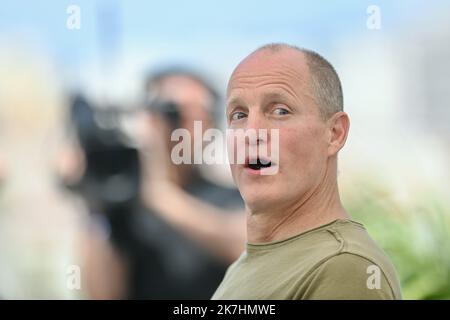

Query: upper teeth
left=249, top=159, right=271, bottom=169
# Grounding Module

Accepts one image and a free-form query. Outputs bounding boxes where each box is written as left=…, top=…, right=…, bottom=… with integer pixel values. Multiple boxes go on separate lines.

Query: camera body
left=69, top=94, right=141, bottom=216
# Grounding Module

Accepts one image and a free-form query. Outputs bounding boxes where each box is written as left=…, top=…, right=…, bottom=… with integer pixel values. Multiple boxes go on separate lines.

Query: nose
left=245, top=110, right=269, bottom=146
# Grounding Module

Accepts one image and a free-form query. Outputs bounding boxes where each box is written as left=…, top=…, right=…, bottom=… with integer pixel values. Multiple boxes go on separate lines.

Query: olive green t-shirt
left=212, top=219, right=402, bottom=300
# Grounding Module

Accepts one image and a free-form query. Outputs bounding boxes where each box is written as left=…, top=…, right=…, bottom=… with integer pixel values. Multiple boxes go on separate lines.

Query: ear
left=327, top=111, right=350, bottom=157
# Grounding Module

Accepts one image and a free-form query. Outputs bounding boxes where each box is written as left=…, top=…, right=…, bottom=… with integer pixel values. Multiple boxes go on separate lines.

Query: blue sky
left=0, top=0, right=447, bottom=101
left=0, top=0, right=438, bottom=64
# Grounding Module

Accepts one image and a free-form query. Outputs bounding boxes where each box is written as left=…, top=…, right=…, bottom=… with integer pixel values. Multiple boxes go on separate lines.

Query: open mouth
left=245, top=157, right=273, bottom=171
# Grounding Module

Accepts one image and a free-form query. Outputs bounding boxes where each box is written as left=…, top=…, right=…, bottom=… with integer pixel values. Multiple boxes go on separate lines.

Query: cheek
left=278, top=124, right=326, bottom=173
left=229, top=163, right=244, bottom=192
left=229, top=163, right=239, bottom=179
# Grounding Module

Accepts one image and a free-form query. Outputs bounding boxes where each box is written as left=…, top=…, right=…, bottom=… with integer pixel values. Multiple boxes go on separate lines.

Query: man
left=212, top=43, right=402, bottom=300
left=60, top=72, right=246, bottom=299
left=141, top=67, right=246, bottom=263
left=131, top=68, right=246, bottom=298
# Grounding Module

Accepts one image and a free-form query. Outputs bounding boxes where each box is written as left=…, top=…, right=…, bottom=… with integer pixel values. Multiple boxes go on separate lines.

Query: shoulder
left=330, top=220, right=403, bottom=298
left=298, top=252, right=400, bottom=299
left=294, top=219, right=403, bottom=300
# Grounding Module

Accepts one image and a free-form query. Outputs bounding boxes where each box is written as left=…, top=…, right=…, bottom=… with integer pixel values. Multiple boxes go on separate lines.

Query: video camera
left=68, top=94, right=141, bottom=216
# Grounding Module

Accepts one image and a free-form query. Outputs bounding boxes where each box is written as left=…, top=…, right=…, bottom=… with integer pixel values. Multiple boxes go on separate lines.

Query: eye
left=230, top=111, right=247, bottom=121
left=273, top=107, right=289, bottom=116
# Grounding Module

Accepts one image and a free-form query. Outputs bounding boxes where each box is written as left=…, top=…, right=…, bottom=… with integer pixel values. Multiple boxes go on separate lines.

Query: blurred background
left=0, top=0, right=449, bottom=299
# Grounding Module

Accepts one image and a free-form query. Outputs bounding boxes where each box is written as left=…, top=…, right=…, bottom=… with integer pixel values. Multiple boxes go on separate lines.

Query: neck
left=246, top=164, right=350, bottom=244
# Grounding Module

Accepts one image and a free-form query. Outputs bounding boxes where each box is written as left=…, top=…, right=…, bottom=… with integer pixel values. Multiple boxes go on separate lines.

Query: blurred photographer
left=61, top=77, right=245, bottom=299
left=139, top=68, right=246, bottom=263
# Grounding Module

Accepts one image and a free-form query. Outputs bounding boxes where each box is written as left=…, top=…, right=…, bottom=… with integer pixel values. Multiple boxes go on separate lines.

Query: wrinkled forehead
left=227, top=49, right=312, bottom=100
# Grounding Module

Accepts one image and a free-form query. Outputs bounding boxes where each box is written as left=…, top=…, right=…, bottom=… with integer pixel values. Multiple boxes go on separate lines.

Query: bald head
left=229, top=43, right=343, bottom=119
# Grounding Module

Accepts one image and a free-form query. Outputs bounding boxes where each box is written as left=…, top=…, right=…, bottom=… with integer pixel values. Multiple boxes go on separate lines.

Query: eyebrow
left=262, top=91, right=292, bottom=103
left=226, top=86, right=303, bottom=114
left=226, top=96, right=244, bottom=110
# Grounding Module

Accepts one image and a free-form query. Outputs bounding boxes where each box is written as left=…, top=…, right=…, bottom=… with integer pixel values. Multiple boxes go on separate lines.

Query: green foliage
left=343, top=179, right=450, bottom=299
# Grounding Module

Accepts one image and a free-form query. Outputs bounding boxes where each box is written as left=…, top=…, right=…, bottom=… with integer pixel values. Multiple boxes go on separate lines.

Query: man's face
left=226, top=49, right=330, bottom=213
left=157, top=75, right=213, bottom=134
left=149, top=75, right=214, bottom=160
